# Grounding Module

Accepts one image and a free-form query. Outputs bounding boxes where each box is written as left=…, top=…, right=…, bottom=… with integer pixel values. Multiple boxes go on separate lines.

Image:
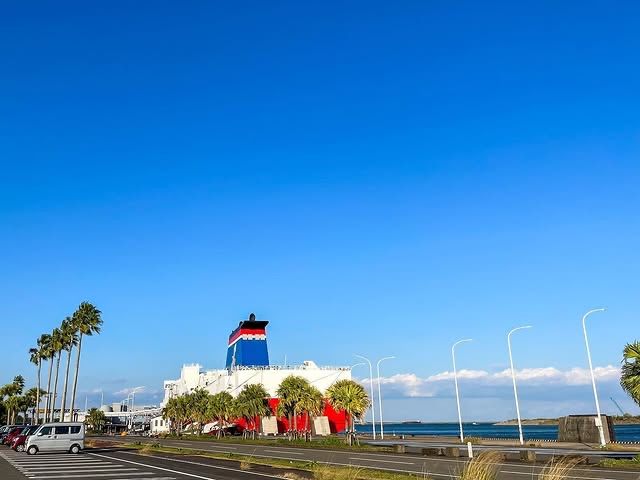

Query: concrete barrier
left=421, top=447, right=444, bottom=456
left=393, top=444, right=406, bottom=454
left=444, top=447, right=460, bottom=457
left=520, top=450, right=536, bottom=463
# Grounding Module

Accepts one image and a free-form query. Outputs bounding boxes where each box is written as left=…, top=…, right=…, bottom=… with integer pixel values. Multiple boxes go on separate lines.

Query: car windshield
left=27, top=426, right=39, bottom=435
left=20, top=426, right=31, bottom=434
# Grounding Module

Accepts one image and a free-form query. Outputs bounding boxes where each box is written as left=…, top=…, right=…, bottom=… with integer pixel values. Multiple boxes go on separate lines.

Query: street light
left=582, top=308, right=607, bottom=446
left=507, top=325, right=532, bottom=445
left=376, top=356, right=395, bottom=439
left=452, top=339, right=472, bottom=443
left=354, top=354, right=376, bottom=439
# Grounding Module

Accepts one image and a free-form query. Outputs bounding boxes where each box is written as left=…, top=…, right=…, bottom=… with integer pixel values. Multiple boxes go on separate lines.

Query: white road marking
left=263, top=449, right=304, bottom=455
left=349, top=456, right=414, bottom=465
left=169, top=441, right=236, bottom=450
left=115, top=451, right=287, bottom=479
left=30, top=474, right=156, bottom=479
left=91, top=453, right=222, bottom=480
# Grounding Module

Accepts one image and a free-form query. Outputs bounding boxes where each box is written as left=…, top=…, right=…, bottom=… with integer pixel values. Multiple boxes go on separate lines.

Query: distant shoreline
left=368, top=418, right=640, bottom=426
left=495, top=417, right=640, bottom=426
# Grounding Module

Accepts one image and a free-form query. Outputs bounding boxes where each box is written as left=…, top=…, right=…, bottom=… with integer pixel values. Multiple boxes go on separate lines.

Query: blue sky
left=1, top=1, right=639, bottom=420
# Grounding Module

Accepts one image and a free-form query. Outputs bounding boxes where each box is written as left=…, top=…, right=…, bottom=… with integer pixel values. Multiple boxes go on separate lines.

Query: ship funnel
left=225, top=313, right=269, bottom=369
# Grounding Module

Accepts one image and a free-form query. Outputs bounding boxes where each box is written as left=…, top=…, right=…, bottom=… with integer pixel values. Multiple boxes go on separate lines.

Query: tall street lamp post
left=507, top=325, right=532, bottom=445
left=582, top=308, right=607, bottom=446
left=452, top=339, right=472, bottom=443
left=376, top=356, right=395, bottom=439
left=354, top=354, right=376, bottom=439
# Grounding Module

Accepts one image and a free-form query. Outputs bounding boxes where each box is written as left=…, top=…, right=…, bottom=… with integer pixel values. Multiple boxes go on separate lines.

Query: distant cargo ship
left=163, top=313, right=351, bottom=433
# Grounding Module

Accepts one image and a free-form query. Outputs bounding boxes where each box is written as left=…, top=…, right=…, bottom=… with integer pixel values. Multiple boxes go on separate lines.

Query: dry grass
left=240, top=460, right=252, bottom=471
left=538, top=456, right=583, bottom=480
left=313, top=464, right=365, bottom=480
left=280, top=473, right=309, bottom=480
left=456, top=451, right=502, bottom=480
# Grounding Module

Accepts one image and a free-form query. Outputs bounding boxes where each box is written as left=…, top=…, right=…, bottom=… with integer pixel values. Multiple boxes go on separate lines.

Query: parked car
left=26, top=422, right=85, bottom=455
left=11, top=425, right=40, bottom=452
left=3, top=426, right=29, bottom=446
left=1, top=426, right=23, bottom=445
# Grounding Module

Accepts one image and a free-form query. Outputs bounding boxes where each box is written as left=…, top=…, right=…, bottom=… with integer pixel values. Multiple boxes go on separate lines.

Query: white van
left=26, top=422, right=85, bottom=454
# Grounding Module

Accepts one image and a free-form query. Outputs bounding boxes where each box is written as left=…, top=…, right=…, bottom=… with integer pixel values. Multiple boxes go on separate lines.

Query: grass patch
left=157, top=433, right=388, bottom=452
left=123, top=442, right=428, bottom=479
left=600, top=454, right=640, bottom=470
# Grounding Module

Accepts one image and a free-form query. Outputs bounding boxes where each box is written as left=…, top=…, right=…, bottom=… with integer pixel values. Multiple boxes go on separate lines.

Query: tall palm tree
left=48, top=327, right=64, bottom=422
left=621, top=341, right=640, bottom=406
left=59, top=317, right=79, bottom=422
left=326, top=379, right=370, bottom=446
left=41, top=334, right=55, bottom=423
left=28, top=347, right=41, bottom=423
left=35, top=333, right=51, bottom=424
left=69, top=302, right=103, bottom=418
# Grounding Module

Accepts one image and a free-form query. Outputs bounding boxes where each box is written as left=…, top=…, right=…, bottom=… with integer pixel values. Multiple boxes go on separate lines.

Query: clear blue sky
left=2, top=1, right=639, bottom=420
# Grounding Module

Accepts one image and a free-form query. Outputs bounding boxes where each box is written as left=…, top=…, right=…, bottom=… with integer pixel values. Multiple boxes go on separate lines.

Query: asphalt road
left=0, top=447, right=297, bottom=480
left=84, top=436, right=640, bottom=480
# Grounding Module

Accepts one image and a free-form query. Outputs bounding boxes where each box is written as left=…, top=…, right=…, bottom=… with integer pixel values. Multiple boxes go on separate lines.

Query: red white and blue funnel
left=225, top=313, right=269, bottom=369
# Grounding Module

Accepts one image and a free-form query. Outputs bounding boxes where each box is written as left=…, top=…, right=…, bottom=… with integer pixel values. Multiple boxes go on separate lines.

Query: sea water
left=355, top=422, right=640, bottom=442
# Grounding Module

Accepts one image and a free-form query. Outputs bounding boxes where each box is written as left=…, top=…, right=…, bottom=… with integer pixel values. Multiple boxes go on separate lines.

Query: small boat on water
left=401, top=420, right=423, bottom=424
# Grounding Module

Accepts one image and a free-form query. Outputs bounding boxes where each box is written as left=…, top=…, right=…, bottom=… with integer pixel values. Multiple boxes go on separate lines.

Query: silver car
left=26, top=422, right=85, bottom=454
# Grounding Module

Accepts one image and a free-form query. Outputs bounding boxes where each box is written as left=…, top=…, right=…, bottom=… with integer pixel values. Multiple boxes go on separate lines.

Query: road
left=0, top=447, right=299, bottom=480
left=74, top=435, right=639, bottom=480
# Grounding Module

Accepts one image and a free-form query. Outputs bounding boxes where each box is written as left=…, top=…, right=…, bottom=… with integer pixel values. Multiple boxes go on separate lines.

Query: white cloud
left=360, top=365, right=621, bottom=398
left=113, top=386, right=146, bottom=396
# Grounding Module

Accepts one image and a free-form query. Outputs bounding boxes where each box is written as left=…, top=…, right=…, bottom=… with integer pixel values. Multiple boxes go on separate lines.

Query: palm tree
left=69, top=302, right=103, bottom=418
left=36, top=333, right=51, bottom=424
left=162, top=397, right=179, bottom=435
left=28, top=346, right=42, bottom=423
left=5, top=395, right=20, bottom=424
left=207, top=391, right=235, bottom=438
left=48, top=327, right=64, bottom=422
left=24, top=387, right=44, bottom=423
left=85, top=408, right=107, bottom=433
left=621, top=341, right=640, bottom=406
left=59, top=317, right=79, bottom=422
left=190, top=388, right=211, bottom=435
left=299, top=385, right=324, bottom=441
left=3, top=376, right=26, bottom=424
left=41, top=334, right=55, bottom=423
left=326, top=379, right=370, bottom=446
left=276, top=375, right=310, bottom=439
left=236, top=383, right=270, bottom=439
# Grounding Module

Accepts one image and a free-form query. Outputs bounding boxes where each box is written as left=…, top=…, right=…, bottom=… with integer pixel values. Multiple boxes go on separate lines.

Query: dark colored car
left=11, top=425, right=40, bottom=452
left=1, top=426, right=23, bottom=445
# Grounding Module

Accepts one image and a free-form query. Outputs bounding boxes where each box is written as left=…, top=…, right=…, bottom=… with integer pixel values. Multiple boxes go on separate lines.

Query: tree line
left=0, top=302, right=103, bottom=425
left=162, top=377, right=369, bottom=445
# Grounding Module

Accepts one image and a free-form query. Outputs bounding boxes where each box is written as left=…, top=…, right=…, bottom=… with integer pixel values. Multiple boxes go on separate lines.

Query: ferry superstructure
left=162, top=313, right=351, bottom=432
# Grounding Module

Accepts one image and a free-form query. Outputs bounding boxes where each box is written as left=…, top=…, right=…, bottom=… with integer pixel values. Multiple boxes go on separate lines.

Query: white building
left=150, top=415, right=170, bottom=435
